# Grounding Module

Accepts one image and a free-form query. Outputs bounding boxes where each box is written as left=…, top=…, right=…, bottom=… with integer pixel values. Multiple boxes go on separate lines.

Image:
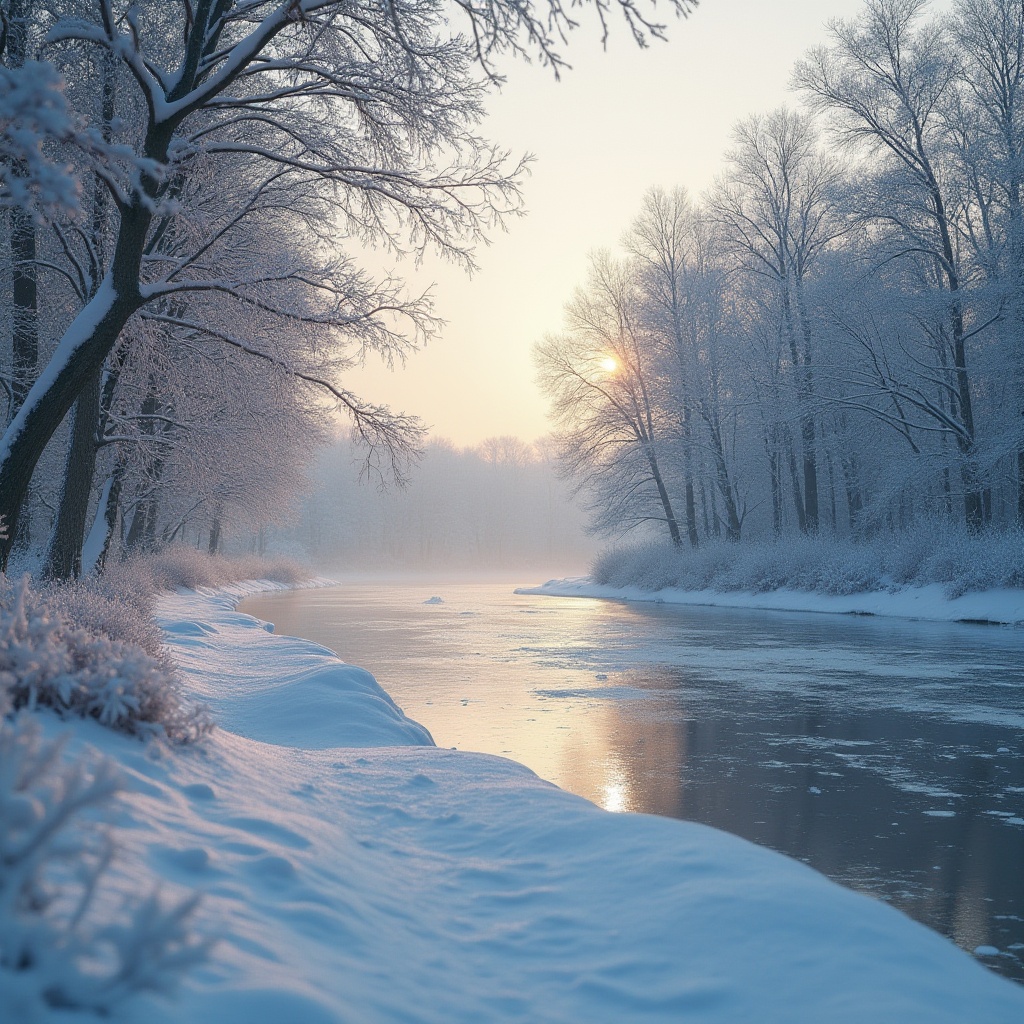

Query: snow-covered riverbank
left=517, top=577, right=1024, bottom=625
left=31, top=580, right=1024, bottom=1022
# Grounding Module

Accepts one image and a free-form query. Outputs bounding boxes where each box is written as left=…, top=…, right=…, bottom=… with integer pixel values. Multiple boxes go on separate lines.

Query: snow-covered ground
left=517, top=577, right=1024, bottom=625
left=34, top=580, right=1024, bottom=1021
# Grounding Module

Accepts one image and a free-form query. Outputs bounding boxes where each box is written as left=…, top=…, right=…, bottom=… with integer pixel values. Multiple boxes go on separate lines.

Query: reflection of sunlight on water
left=601, top=763, right=630, bottom=813
left=239, top=582, right=1024, bottom=983
left=602, top=781, right=626, bottom=813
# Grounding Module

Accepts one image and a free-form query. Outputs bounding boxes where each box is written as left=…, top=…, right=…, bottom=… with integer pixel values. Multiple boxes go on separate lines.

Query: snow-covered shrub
left=594, top=542, right=682, bottom=591
left=114, top=545, right=310, bottom=593
left=234, top=554, right=311, bottom=586
left=805, top=542, right=880, bottom=595
left=916, top=527, right=1024, bottom=597
left=591, top=527, right=1024, bottom=598
left=47, top=574, right=165, bottom=661
left=0, top=575, right=210, bottom=743
left=879, top=526, right=938, bottom=588
left=0, top=717, right=209, bottom=1018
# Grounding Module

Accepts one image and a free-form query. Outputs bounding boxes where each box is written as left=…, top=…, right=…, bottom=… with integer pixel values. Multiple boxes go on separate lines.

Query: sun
left=600, top=356, right=618, bottom=373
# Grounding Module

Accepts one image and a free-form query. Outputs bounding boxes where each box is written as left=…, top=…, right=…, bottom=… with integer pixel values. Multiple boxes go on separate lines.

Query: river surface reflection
left=240, top=581, right=1024, bottom=982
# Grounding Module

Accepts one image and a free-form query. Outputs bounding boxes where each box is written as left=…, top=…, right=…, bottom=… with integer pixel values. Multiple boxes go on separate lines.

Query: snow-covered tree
left=0, top=0, right=695, bottom=571
left=537, top=252, right=685, bottom=545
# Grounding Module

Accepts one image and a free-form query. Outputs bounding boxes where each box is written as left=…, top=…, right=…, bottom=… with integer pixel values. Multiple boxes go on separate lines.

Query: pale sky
left=348, top=0, right=880, bottom=448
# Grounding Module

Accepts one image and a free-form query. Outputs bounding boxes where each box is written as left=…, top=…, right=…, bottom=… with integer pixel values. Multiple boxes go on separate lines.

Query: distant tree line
left=285, top=434, right=594, bottom=570
left=538, top=0, right=1024, bottom=547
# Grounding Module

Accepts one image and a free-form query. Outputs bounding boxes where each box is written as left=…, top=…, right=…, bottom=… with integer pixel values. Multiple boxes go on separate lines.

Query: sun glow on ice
left=601, top=764, right=631, bottom=813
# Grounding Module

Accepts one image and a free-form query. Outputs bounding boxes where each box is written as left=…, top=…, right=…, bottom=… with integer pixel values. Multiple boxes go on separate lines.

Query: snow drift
left=6, top=578, right=1024, bottom=1022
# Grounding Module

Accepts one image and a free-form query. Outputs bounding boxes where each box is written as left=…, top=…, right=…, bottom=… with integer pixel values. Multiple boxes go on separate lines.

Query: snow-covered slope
left=517, top=577, right=1024, bottom=624
left=72, top=581, right=1024, bottom=1021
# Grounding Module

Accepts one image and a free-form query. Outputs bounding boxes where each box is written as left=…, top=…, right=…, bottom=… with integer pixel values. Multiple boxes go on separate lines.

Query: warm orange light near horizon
left=346, top=0, right=874, bottom=448
left=600, top=356, right=618, bottom=373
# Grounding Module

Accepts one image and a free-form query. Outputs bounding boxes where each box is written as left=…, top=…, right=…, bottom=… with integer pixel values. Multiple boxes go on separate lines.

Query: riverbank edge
left=516, top=578, right=1024, bottom=625
left=138, top=578, right=1024, bottom=1021
left=157, top=575, right=435, bottom=748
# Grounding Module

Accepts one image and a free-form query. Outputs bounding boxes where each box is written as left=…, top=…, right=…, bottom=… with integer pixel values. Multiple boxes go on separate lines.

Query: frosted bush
left=110, top=545, right=311, bottom=593
left=918, top=529, right=976, bottom=592
left=48, top=575, right=164, bottom=661
left=807, top=543, right=880, bottom=595
left=918, top=529, right=1024, bottom=597
left=0, top=717, right=209, bottom=1018
left=592, top=527, right=1024, bottom=598
left=0, top=575, right=210, bottom=743
left=0, top=546, right=308, bottom=744
left=880, top=527, right=939, bottom=587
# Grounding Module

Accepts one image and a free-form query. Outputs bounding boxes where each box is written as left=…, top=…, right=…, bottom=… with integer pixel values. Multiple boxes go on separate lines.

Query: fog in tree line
left=273, top=434, right=597, bottom=576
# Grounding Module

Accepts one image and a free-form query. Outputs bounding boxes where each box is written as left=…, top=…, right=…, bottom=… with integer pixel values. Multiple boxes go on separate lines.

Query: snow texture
left=0, top=61, right=78, bottom=213
left=18, top=576, right=1006, bottom=1023
left=8, top=577, right=1024, bottom=1021
left=0, top=718, right=209, bottom=1021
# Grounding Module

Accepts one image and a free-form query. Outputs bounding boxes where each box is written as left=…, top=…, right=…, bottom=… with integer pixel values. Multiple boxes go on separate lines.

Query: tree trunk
left=125, top=496, right=152, bottom=551
left=801, top=413, right=819, bottom=533
left=962, top=465, right=983, bottom=530
left=39, top=46, right=122, bottom=579
left=3, top=1, right=37, bottom=551
left=646, top=448, right=682, bottom=547
left=770, top=448, right=783, bottom=536
left=208, top=511, right=222, bottom=555
left=783, top=281, right=818, bottom=533
left=683, top=475, right=699, bottom=548
left=824, top=448, right=838, bottom=534
left=793, top=286, right=819, bottom=534
left=41, top=370, right=102, bottom=579
left=706, top=419, right=741, bottom=541
left=1018, top=449, right=1024, bottom=527
left=840, top=452, right=863, bottom=538
left=0, top=95, right=172, bottom=569
left=5, top=0, right=37, bottom=424
left=81, top=474, right=116, bottom=576
left=0, top=281, right=145, bottom=568
left=783, top=426, right=807, bottom=534
left=9, top=205, right=37, bottom=423
left=764, top=425, right=783, bottom=536
left=678, top=401, right=699, bottom=548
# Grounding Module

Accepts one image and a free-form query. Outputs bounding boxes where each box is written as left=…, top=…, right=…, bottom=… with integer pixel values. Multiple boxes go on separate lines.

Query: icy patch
left=519, top=579, right=1024, bottom=626
left=896, top=783, right=961, bottom=799
left=534, top=685, right=660, bottom=701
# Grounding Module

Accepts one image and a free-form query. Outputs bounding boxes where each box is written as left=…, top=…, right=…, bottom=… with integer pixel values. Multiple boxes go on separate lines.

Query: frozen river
left=240, top=580, right=1024, bottom=982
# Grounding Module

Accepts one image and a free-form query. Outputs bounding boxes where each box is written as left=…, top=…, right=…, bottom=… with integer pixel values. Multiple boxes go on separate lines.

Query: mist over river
left=241, top=580, right=1024, bottom=982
